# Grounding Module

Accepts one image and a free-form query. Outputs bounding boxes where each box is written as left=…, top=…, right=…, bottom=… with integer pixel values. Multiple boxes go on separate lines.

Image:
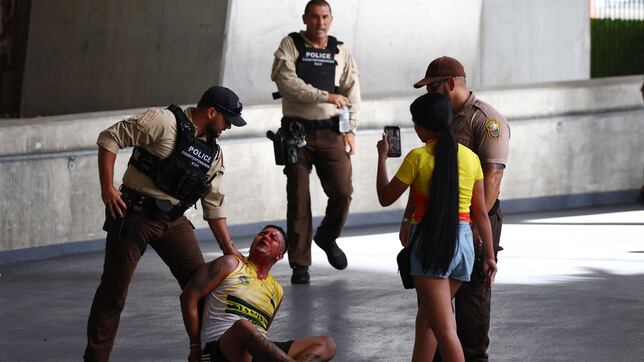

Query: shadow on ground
left=1, top=244, right=644, bottom=361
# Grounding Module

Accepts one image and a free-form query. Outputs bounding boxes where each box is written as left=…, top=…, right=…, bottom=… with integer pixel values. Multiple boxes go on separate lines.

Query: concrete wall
left=19, top=0, right=228, bottom=117
left=1, top=76, right=642, bottom=254
left=222, top=0, right=483, bottom=103
left=222, top=0, right=591, bottom=103
left=480, top=0, right=590, bottom=88
left=15, top=0, right=590, bottom=117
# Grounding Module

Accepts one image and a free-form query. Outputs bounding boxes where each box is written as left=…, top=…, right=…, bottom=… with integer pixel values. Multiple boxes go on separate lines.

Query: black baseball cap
left=198, top=86, right=246, bottom=127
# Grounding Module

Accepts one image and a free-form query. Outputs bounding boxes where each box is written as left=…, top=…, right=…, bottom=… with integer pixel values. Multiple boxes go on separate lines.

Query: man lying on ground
left=181, top=225, right=336, bottom=362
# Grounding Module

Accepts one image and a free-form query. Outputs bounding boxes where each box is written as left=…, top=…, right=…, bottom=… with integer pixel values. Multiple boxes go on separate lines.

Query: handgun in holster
left=266, top=127, right=291, bottom=165
left=101, top=187, right=148, bottom=255
left=266, top=120, right=307, bottom=166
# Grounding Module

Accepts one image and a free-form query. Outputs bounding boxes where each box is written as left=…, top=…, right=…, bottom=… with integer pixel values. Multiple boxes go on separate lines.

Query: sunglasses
left=213, top=102, right=243, bottom=116
left=427, top=78, right=449, bottom=92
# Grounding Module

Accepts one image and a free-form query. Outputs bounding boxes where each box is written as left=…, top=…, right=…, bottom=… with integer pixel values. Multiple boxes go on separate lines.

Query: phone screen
left=384, top=126, right=401, bottom=158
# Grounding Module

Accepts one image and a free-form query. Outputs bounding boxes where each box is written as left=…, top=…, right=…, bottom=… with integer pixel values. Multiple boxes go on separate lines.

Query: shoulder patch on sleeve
left=486, top=119, right=501, bottom=139
left=135, top=108, right=161, bottom=132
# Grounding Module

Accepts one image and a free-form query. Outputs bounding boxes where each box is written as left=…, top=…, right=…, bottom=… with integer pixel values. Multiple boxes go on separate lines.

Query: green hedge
left=591, top=18, right=644, bottom=78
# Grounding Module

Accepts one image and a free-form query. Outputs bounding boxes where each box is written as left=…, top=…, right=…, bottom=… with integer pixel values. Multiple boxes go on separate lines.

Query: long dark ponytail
left=409, top=93, right=459, bottom=274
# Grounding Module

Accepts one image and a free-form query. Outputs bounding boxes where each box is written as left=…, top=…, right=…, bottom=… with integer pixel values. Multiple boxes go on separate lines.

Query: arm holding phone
left=378, top=125, right=419, bottom=246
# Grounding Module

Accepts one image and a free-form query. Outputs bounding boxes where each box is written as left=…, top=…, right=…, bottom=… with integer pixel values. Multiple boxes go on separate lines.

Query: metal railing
left=590, top=0, right=644, bottom=78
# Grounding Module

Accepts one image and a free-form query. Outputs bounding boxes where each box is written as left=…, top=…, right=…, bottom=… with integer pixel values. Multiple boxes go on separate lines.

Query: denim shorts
left=409, top=221, right=474, bottom=282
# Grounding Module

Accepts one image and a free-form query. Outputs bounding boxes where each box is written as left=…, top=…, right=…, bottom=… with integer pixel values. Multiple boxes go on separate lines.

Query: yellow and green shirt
left=201, top=256, right=283, bottom=346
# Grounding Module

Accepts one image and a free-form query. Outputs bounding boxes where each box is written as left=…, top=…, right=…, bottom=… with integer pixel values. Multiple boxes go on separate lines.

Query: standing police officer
left=84, top=86, right=246, bottom=361
left=271, top=0, right=361, bottom=284
left=413, top=57, right=510, bottom=361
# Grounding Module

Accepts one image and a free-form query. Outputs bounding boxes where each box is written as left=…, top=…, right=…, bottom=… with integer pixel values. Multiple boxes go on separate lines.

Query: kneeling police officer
left=84, top=86, right=246, bottom=361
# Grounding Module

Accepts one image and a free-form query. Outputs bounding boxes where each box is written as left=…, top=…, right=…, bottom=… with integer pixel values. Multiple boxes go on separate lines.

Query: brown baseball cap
left=413, top=56, right=466, bottom=89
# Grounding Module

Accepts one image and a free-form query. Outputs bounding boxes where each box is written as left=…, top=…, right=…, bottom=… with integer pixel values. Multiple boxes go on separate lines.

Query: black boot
left=315, top=239, right=348, bottom=270
left=291, top=266, right=310, bottom=284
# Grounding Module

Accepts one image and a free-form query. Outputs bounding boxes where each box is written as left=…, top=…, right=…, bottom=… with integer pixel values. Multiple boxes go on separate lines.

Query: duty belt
left=120, top=185, right=186, bottom=220
left=281, top=116, right=339, bottom=132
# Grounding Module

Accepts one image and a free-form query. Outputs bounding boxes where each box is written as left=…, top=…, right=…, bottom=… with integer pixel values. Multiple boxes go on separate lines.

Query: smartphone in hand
left=384, top=126, right=401, bottom=158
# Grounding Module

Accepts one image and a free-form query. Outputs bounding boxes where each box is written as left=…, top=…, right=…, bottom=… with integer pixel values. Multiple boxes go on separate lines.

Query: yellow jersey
left=395, top=140, right=484, bottom=224
left=201, top=256, right=283, bottom=346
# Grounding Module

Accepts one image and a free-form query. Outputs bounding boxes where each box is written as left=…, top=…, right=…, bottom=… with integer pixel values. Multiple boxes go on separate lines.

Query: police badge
left=486, top=119, right=501, bottom=139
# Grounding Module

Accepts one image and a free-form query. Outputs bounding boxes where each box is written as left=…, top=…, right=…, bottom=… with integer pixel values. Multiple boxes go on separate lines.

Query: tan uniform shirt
left=450, top=92, right=510, bottom=166
left=271, top=31, right=361, bottom=130
left=96, top=107, right=226, bottom=220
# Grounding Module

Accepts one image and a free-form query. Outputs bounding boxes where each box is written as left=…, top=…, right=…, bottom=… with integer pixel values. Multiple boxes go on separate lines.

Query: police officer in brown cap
left=84, top=86, right=246, bottom=361
left=271, top=0, right=361, bottom=284
left=412, top=56, right=510, bottom=361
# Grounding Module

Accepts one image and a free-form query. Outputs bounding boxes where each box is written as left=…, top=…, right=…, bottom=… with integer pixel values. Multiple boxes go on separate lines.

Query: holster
left=266, top=119, right=306, bottom=166
left=102, top=211, right=128, bottom=238
left=101, top=188, right=148, bottom=256
left=266, top=127, right=292, bottom=166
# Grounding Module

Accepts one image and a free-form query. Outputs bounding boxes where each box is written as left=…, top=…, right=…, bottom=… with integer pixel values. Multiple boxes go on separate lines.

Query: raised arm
left=376, top=135, right=409, bottom=206
left=180, top=255, right=239, bottom=357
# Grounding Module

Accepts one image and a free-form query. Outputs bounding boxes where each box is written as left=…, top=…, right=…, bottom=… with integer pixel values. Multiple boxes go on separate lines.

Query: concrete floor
left=1, top=205, right=643, bottom=361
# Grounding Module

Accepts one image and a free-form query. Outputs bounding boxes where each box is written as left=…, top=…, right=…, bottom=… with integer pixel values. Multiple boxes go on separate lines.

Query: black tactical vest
left=273, top=32, right=342, bottom=99
left=129, top=105, right=220, bottom=209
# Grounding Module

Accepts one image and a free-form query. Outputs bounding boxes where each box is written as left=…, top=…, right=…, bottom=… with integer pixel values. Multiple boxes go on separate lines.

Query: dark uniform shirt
left=451, top=92, right=510, bottom=166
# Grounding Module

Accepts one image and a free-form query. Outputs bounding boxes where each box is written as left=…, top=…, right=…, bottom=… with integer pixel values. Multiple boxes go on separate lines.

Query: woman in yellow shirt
left=376, top=93, right=497, bottom=362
